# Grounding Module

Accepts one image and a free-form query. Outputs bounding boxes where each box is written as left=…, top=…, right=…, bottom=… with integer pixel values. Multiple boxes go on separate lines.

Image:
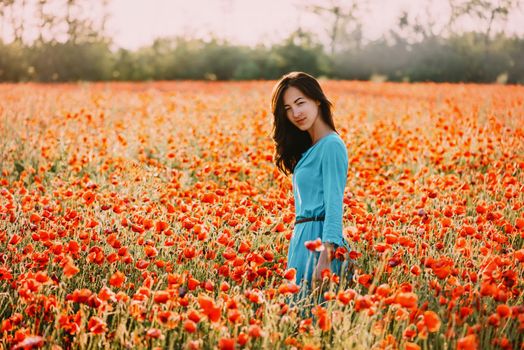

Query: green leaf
left=14, top=161, right=24, bottom=173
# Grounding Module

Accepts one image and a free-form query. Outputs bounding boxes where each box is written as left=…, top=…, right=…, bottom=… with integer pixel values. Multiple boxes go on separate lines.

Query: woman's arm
left=320, top=138, right=349, bottom=247
left=314, top=138, right=348, bottom=281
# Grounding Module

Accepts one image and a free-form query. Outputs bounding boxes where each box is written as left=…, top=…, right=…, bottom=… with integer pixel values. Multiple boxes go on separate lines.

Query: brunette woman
left=271, top=71, right=353, bottom=297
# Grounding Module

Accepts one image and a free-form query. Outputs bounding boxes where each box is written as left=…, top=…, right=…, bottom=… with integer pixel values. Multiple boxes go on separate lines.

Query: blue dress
left=287, top=132, right=351, bottom=291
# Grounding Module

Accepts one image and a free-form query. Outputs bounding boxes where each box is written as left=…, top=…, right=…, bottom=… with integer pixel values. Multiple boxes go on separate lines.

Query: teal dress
left=287, top=132, right=352, bottom=291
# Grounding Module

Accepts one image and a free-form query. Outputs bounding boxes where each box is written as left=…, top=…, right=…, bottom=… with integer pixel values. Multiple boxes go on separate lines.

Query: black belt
left=295, top=216, right=325, bottom=225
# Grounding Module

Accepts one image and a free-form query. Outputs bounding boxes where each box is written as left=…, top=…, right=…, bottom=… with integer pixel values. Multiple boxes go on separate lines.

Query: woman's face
left=282, top=86, right=321, bottom=132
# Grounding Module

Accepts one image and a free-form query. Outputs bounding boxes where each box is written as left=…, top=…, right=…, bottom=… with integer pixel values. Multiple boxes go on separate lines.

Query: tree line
left=0, top=0, right=523, bottom=83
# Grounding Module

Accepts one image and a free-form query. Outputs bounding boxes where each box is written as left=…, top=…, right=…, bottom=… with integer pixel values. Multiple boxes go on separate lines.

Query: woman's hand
left=313, top=242, right=334, bottom=283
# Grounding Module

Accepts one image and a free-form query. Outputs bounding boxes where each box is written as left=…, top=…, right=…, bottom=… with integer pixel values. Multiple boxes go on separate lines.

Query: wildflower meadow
left=0, top=81, right=523, bottom=349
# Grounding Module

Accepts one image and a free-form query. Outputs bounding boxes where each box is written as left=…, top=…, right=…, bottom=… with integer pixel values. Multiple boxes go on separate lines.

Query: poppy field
left=0, top=80, right=523, bottom=350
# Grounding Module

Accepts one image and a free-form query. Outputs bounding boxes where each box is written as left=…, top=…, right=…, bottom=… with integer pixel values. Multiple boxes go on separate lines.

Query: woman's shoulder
left=322, top=132, right=346, bottom=149
left=321, top=133, right=348, bottom=159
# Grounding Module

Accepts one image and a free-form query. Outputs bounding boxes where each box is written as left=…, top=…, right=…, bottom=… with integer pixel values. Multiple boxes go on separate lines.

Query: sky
left=105, top=0, right=524, bottom=49
left=2, top=0, right=524, bottom=48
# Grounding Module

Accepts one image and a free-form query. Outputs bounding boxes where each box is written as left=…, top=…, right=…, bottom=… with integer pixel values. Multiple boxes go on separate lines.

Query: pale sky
left=105, top=0, right=524, bottom=49
left=2, top=0, right=524, bottom=48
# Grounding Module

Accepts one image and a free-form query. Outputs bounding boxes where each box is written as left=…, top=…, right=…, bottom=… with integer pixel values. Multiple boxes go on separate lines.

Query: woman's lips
left=296, top=118, right=306, bottom=124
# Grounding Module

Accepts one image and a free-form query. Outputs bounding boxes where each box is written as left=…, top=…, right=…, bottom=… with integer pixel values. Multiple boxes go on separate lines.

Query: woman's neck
left=308, top=121, right=334, bottom=145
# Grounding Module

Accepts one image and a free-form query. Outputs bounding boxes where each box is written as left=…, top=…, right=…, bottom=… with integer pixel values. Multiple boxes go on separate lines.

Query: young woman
left=271, top=71, right=352, bottom=296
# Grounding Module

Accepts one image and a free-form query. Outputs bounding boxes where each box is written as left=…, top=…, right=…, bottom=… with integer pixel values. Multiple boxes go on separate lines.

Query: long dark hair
left=271, top=71, right=337, bottom=175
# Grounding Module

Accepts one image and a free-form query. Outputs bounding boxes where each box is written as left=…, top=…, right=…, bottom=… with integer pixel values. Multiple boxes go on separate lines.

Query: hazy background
left=1, top=0, right=523, bottom=83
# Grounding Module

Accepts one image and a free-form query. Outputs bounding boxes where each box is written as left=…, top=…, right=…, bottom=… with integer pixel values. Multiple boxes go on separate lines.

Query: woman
left=271, top=71, right=352, bottom=297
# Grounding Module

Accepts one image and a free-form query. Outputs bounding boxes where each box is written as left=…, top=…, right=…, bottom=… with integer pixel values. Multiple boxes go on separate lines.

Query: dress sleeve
left=321, top=138, right=348, bottom=247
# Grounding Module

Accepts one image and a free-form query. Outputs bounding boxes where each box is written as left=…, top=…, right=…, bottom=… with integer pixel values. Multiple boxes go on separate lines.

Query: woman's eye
left=298, top=101, right=304, bottom=105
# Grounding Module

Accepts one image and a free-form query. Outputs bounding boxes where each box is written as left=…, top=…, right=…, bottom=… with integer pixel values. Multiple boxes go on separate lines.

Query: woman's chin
left=296, top=125, right=310, bottom=132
